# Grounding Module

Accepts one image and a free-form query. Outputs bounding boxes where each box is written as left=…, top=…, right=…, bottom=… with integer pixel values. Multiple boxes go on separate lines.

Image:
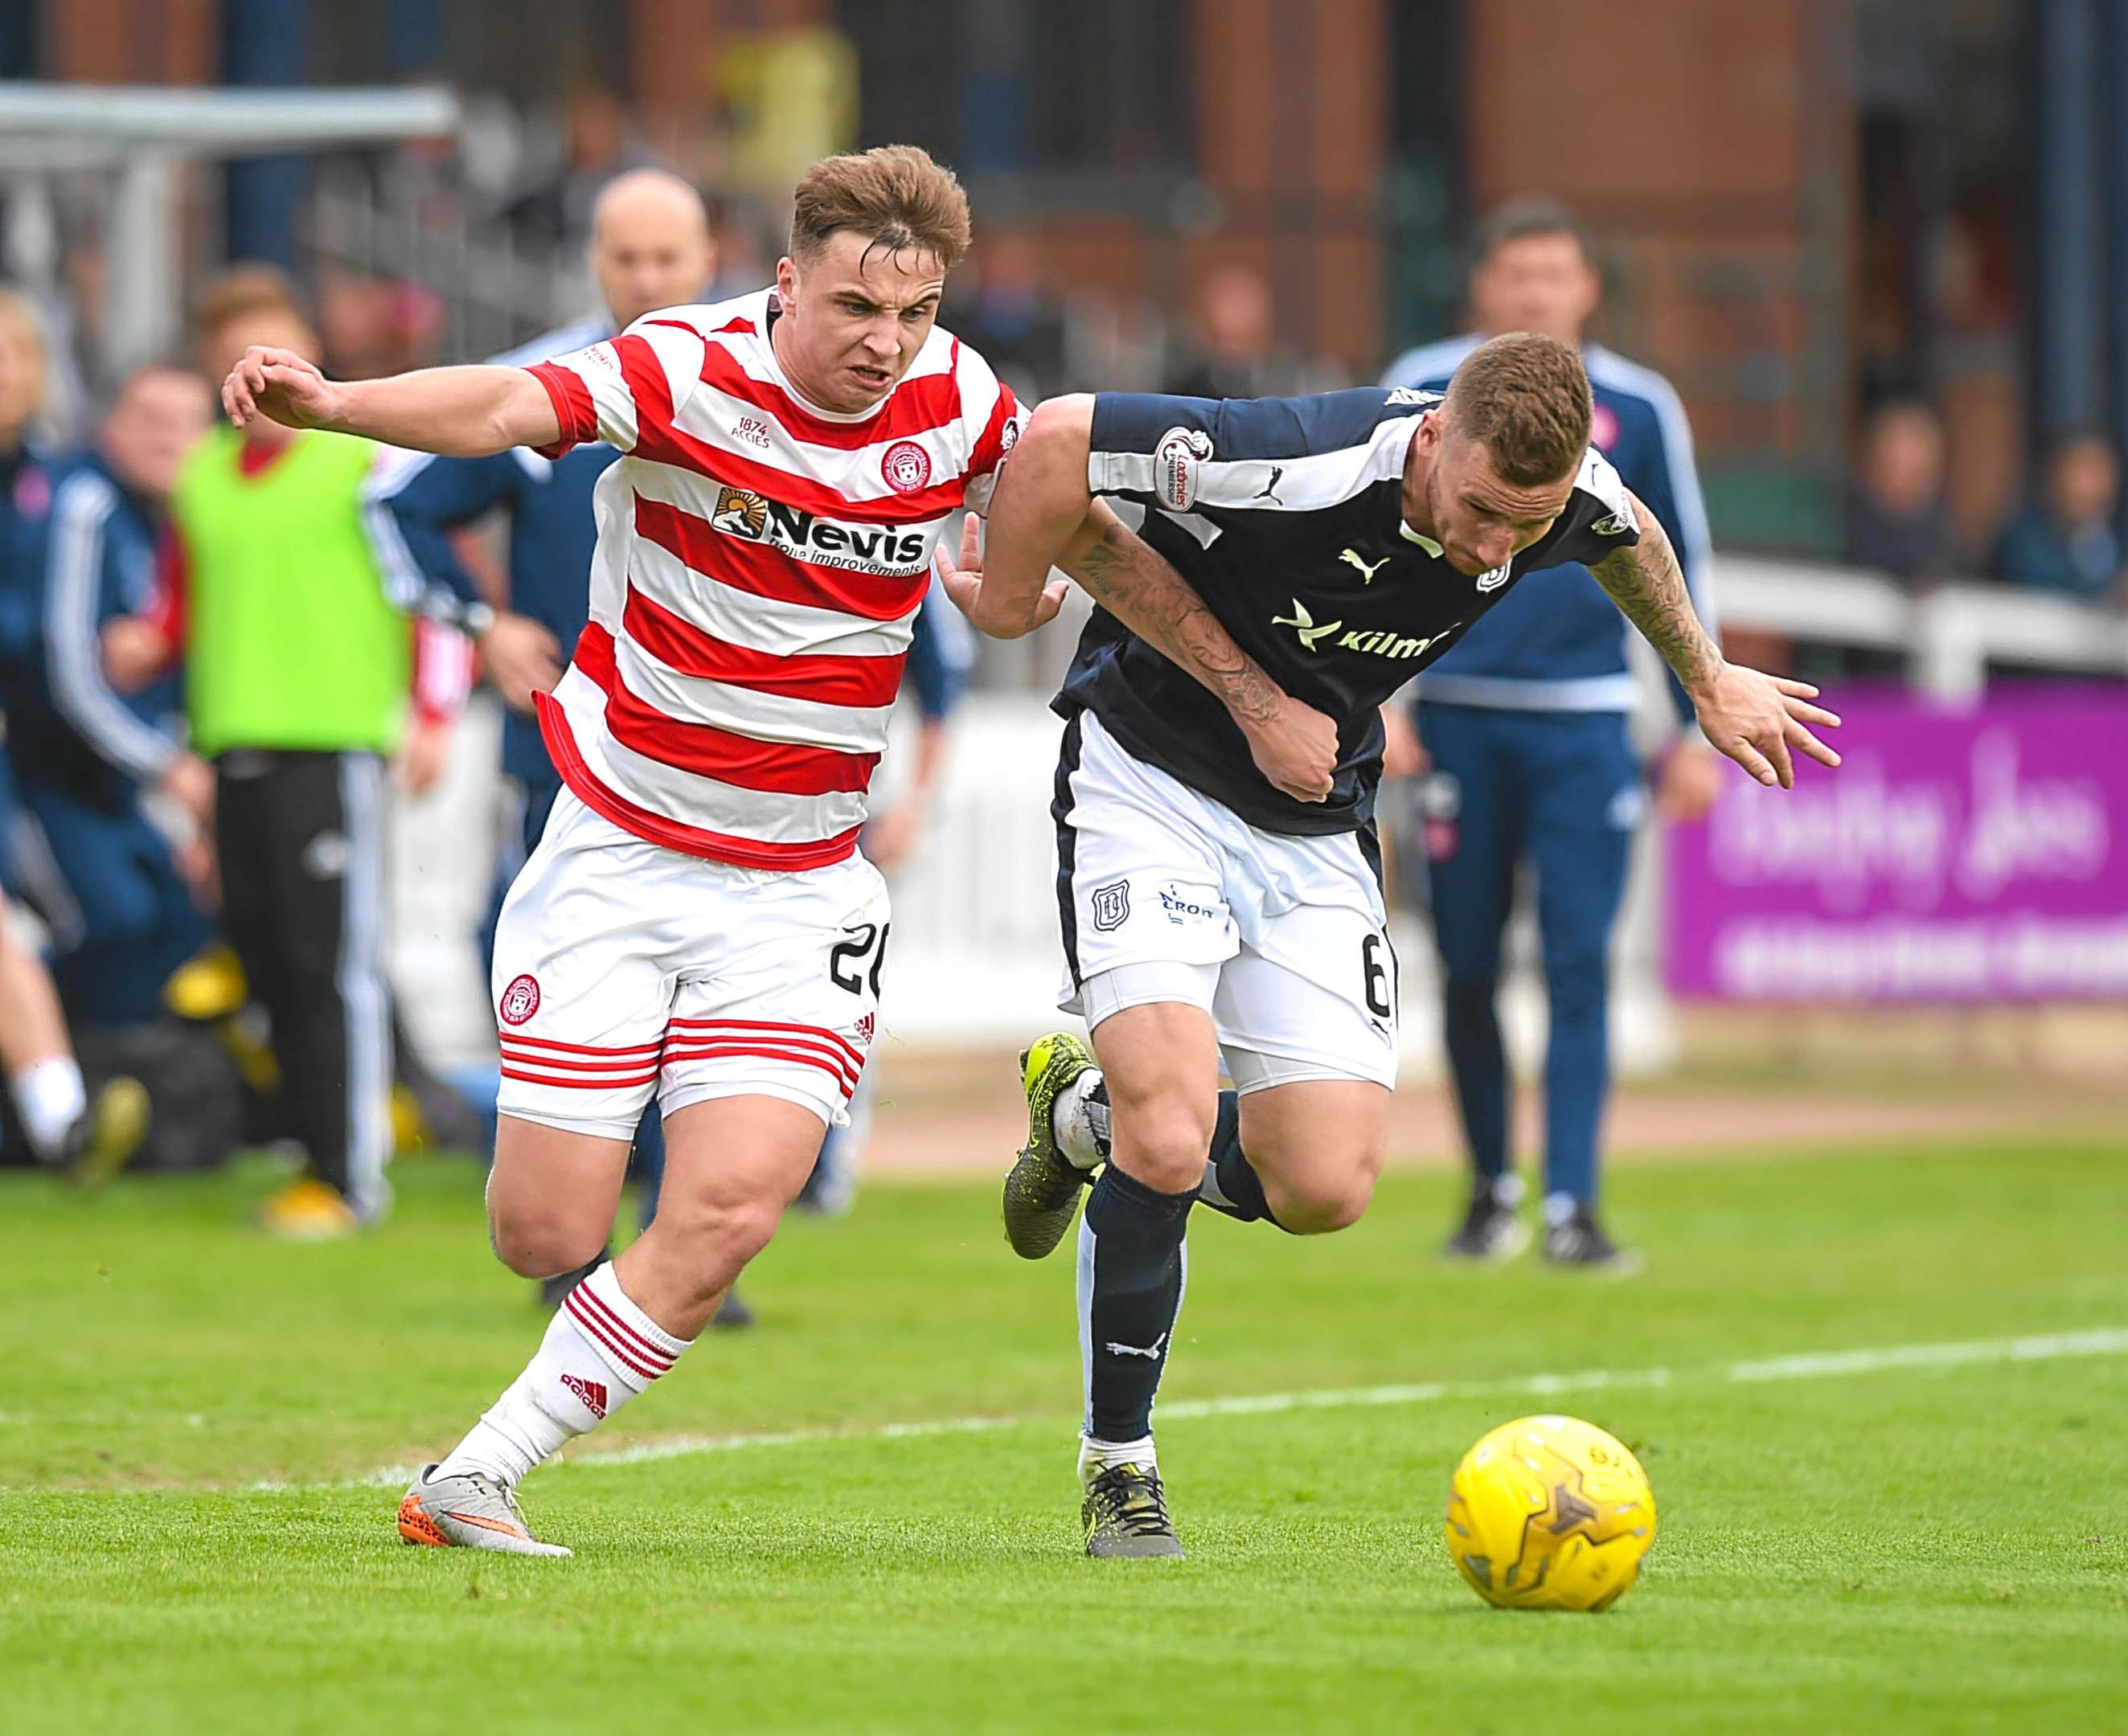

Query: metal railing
left=308, top=182, right=592, bottom=364
left=1715, top=555, right=2128, bottom=698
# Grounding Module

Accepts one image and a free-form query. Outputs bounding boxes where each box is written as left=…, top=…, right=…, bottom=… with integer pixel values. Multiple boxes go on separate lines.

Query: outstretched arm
left=1588, top=493, right=1841, bottom=788
left=940, top=395, right=1338, bottom=801
left=221, top=346, right=560, bottom=457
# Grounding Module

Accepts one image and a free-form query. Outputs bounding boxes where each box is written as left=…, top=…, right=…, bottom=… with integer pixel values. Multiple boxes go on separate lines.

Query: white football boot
left=396, top=1464, right=572, bottom=1557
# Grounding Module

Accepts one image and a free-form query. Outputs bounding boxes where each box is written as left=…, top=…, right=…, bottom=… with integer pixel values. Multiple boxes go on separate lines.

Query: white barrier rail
left=1716, top=555, right=2128, bottom=698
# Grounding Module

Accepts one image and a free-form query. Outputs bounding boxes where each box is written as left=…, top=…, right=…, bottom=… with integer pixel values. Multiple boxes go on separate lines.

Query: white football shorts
left=493, top=787, right=889, bottom=1137
left=1054, top=710, right=1398, bottom=1093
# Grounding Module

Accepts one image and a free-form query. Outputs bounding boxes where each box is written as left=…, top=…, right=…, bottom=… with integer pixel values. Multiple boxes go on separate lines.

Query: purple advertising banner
left=1667, top=686, right=2128, bottom=1001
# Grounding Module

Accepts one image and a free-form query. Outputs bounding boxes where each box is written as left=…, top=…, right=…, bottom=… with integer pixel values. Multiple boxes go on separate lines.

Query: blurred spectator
left=0, top=293, right=154, bottom=1184
left=1992, top=434, right=2126, bottom=605
left=1844, top=401, right=1960, bottom=586
left=318, top=272, right=447, bottom=381
left=0, top=873, right=149, bottom=1181
left=949, top=231, right=1065, bottom=405
left=1381, top=194, right=1714, bottom=1270
left=131, top=268, right=470, bottom=1237
left=1164, top=262, right=1347, bottom=399
left=6, top=364, right=215, bottom=1032
left=508, top=88, right=653, bottom=248
left=0, top=289, right=59, bottom=674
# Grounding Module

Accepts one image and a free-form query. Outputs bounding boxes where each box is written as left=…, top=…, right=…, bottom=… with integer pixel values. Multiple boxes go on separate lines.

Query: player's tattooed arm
left=1589, top=491, right=1842, bottom=790
left=1063, top=506, right=1338, bottom=802
left=1068, top=511, right=1285, bottom=726
left=941, top=396, right=1337, bottom=799
left=1585, top=510, right=1723, bottom=692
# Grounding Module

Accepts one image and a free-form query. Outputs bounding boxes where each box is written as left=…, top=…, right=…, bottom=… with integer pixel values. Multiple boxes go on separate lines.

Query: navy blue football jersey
left=1055, top=388, right=1641, bottom=835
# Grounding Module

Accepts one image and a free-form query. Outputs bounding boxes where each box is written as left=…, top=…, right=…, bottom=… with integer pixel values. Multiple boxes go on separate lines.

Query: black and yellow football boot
left=1081, top=1460, right=1184, bottom=1559
left=1002, top=1032, right=1101, bottom=1259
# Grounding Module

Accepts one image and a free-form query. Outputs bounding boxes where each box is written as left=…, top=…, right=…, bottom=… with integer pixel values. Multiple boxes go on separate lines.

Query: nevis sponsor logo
left=1272, top=598, right=1460, bottom=660
left=709, top=485, right=932, bottom=574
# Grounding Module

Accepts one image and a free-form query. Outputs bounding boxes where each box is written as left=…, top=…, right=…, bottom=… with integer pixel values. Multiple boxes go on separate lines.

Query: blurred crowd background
left=2, top=0, right=2125, bottom=1195
left=13, top=0, right=2128, bottom=608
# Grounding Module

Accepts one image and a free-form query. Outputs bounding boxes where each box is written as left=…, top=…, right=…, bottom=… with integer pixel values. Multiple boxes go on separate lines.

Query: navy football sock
left=1079, top=1164, right=1195, bottom=1443
left=1194, top=1091, right=1284, bottom=1227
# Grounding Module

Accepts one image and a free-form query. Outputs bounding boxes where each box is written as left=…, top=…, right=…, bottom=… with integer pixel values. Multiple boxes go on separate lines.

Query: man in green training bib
left=137, top=268, right=467, bottom=1237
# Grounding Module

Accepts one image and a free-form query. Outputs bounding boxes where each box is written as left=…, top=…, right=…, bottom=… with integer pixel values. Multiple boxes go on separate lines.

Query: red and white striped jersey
left=522, top=289, right=1022, bottom=871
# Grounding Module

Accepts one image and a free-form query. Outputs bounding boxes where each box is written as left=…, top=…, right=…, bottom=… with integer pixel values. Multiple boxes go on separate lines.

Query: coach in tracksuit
left=4, top=366, right=216, bottom=1030
left=370, top=168, right=728, bottom=1308
left=1382, top=197, right=1720, bottom=1268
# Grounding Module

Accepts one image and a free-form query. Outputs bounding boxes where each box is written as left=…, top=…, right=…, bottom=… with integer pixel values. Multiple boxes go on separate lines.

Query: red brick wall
left=49, top=0, right=214, bottom=84
left=1466, top=0, right=1855, bottom=541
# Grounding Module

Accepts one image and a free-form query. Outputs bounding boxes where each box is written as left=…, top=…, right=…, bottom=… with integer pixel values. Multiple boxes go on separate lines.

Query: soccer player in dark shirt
left=941, top=332, right=1839, bottom=1557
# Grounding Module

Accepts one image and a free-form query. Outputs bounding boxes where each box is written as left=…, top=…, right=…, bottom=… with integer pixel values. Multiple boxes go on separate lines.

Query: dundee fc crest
left=1090, top=880, right=1131, bottom=932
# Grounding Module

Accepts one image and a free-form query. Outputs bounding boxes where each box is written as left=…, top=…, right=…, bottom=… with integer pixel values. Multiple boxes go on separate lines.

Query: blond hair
left=789, top=145, right=972, bottom=269
left=193, top=264, right=314, bottom=347
left=0, top=286, right=54, bottom=432
left=1444, top=333, right=1593, bottom=487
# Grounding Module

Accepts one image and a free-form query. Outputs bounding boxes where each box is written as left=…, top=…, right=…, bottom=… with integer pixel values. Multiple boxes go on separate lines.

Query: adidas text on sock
left=437, top=1262, right=693, bottom=1485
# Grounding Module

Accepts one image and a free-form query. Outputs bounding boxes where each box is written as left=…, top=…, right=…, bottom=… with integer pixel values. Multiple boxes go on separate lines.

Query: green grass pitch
left=2, top=1132, right=2126, bottom=1733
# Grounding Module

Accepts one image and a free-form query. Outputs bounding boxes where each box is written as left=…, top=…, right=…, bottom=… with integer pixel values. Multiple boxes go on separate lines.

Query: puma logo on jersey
left=1253, top=465, right=1285, bottom=502
left=1273, top=599, right=1344, bottom=651
left=1339, top=548, right=1391, bottom=583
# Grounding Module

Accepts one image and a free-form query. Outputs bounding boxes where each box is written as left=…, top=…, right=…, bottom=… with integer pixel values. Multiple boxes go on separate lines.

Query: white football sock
left=1079, top=1433, right=1157, bottom=1484
left=436, top=1261, right=692, bottom=1487
left=11, top=1058, right=86, bottom=1162
left=1051, top=1070, right=1110, bottom=1170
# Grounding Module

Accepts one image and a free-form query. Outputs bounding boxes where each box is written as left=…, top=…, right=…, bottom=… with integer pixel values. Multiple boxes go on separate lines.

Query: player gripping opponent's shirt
left=944, top=334, right=1838, bottom=1558
left=1050, top=386, right=1638, bottom=1095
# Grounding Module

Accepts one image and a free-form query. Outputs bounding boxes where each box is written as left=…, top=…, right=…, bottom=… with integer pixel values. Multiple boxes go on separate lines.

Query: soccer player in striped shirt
left=221, top=145, right=1059, bottom=1555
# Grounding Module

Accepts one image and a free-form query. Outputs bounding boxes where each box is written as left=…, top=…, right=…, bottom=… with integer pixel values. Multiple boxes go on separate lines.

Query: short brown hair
left=1443, top=333, right=1593, bottom=487
left=193, top=264, right=313, bottom=345
left=1473, top=194, right=1592, bottom=268
left=789, top=145, right=972, bottom=269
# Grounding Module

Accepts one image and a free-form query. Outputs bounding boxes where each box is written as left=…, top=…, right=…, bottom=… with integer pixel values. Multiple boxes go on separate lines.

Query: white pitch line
left=1727, top=1326, right=2128, bottom=1382
left=463, top=1323, right=2126, bottom=1484
left=244, top=1324, right=2128, bottom=1492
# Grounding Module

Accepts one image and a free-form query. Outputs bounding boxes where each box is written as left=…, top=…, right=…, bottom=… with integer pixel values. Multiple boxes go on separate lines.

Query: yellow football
left=1445, top=1414, right=1656, bottom=1611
